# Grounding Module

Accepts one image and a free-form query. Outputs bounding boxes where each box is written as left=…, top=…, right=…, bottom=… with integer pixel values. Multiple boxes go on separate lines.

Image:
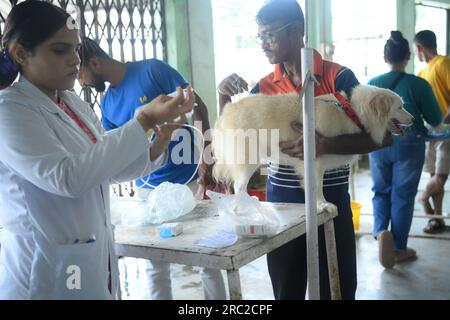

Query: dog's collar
left=333, top=92, right=365, bottom=132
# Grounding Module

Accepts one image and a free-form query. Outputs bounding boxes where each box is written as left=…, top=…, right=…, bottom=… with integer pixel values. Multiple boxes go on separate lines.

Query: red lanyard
left=57, top=99, right=97, bottom=144
left=333, top=92, right=365, bottom=132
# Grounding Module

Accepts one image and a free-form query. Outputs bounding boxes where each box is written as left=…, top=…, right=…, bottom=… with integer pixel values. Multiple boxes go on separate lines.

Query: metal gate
left=0, top=0, right=167, bottom=196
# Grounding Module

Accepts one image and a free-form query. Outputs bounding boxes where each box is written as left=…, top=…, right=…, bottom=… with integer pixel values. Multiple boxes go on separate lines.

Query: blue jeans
left=369, top=132, right=425, bottom=250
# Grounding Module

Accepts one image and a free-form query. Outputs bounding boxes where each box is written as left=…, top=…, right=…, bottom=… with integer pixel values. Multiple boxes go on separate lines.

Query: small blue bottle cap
left=160, top=228, right=173, bottom=238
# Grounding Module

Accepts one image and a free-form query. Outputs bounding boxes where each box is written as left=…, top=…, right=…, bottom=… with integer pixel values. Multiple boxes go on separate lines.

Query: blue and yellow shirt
left=101, top=59, right=197, bottom=188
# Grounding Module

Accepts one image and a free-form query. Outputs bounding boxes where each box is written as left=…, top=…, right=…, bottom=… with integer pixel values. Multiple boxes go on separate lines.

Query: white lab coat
left=0, top=78, right=165, bottom=299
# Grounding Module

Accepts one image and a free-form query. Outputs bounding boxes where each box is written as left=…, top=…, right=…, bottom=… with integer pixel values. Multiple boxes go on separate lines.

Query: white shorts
left=424, top=139, right=450, bottom=175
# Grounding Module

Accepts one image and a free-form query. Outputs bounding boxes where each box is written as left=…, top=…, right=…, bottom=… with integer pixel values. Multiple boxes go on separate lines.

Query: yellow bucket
left=350, top=201, right=362, bottom=230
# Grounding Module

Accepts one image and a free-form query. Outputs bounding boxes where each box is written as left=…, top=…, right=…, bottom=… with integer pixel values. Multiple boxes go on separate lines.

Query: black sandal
left=423, top=218, right=446, bottom=234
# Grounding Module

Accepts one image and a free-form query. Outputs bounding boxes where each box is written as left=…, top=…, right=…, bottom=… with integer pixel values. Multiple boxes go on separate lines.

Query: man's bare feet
left=423, top=218, right=446, bottom=234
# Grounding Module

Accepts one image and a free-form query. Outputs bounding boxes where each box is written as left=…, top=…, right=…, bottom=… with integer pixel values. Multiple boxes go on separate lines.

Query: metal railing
left=1, top=0, right=166, bottom=197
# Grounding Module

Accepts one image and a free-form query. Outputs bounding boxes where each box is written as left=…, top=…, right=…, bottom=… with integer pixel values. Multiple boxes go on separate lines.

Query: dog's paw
left=317, top=201, right=337, bottom=214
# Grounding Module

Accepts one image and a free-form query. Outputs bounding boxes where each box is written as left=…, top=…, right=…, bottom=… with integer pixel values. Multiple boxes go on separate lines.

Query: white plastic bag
left=121, top=182, right=196, bottom=226
left=145, top=182, right=196, bottom=224
left=206, top=190, right=280, bottom=238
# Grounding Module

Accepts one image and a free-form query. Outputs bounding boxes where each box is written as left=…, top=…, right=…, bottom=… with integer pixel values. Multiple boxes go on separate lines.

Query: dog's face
left=387, top=97, right=414, bottom=136
left=368, top=89, right=414, bottom=137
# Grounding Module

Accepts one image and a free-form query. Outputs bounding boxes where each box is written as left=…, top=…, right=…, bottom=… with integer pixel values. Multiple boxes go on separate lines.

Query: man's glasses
left=256, top=22, right=294, bottom=45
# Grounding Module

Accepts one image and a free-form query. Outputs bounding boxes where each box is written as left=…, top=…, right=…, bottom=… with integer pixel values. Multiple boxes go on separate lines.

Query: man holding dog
left=218, top=0, right=391, bottom=300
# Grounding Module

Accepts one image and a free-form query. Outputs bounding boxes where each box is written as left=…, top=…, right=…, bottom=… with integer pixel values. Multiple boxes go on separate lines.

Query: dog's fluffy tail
left=211, top=119, right=233, bottom=187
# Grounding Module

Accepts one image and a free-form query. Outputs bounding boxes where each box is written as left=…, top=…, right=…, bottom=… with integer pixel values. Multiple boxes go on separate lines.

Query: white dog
left=211, top=85, right=414, bottom=213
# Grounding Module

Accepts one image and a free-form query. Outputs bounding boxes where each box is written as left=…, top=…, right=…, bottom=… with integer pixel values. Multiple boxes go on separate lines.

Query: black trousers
left=266, top=182, right=357, bottom=300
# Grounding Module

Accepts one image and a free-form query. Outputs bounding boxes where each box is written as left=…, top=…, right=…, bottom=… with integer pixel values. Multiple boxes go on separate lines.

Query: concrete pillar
left=305, top=0, right=333, bottom=60
left=397, top=0, right=416, bottom=74
left=164, top=0, right=191, bottom=80
left=164, top=0, right=217, bottom=124
left=447, top=9, right=450, bottom=55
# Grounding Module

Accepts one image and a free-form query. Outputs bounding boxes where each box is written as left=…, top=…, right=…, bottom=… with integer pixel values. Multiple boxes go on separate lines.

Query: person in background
left=217, top=0, right=391, bottom=299
left=77, top=38, right=226, bottom=300
left=414, top=30, right=450, bottom=234
left=0, top=0, right=192, bottom=299
left=368, top=31, right=442, bottom=268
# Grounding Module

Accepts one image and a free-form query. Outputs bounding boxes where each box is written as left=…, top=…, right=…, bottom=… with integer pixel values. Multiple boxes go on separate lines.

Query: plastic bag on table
left=195, top=181, right=229, bottom=200
left=206, top=190, right=280, bottom=238
left=121, top=182, right=196, bottom=226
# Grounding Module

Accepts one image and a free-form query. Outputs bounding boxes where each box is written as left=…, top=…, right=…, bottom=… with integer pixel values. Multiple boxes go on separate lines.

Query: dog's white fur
left=211, top=85, right=414, bottom=213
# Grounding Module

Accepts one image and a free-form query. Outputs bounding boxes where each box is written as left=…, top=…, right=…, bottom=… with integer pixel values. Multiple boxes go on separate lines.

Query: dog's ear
left=369, top=93, right=393, bottom=119
left=362, top=93, right=395, bottom=145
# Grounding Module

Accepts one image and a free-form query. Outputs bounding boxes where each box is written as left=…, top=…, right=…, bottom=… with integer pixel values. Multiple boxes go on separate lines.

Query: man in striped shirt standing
left=217, top=0, right=391, bottom=300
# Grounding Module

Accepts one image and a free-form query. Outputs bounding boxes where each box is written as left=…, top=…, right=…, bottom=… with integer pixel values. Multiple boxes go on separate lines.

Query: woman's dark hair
left=256, top=0, right=305, bottom=36
left=384, top=31, right=410, bottom=64
left=0, top=0, right=71, bottom=87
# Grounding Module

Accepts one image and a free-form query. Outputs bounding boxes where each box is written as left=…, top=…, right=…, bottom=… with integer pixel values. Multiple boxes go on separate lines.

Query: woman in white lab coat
left=0, top=1, right=193, bottom=299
